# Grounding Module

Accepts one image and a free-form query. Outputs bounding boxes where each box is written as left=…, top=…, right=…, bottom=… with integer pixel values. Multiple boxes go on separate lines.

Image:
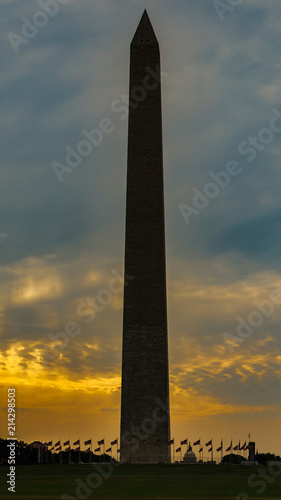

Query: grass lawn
left=1, top=463, right=281, bottom=499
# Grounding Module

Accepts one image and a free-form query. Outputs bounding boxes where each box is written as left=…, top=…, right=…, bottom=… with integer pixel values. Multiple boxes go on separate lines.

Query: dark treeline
left=222, top=452, right=281, bottom=465
left=1, top=439, right=280, bottom=466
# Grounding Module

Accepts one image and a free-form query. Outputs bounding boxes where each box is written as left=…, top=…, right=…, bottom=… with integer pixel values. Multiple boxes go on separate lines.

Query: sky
left=1, top=0, right=281, bottom=460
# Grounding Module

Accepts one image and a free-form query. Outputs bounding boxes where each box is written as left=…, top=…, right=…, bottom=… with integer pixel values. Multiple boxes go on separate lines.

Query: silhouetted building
left=183, top=445, right=197, bottom=464
left=120, top=10, right=170, bottom=463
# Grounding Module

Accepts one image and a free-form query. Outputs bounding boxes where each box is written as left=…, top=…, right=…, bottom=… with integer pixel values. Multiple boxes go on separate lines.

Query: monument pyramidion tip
left=131, top=9, right=159, bottom=46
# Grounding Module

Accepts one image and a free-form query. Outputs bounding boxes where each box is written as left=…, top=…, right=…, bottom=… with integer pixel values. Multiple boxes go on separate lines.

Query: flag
left=176, top=447, right=181, bottom=453
left=217, top=440, right=223, bottom=452
left=226, top=440, right=232, bottom=452
left=50, top=447, right=54, bottom=451
left=73, top=439, right=80, bottom=446
left=154, top=439, right=160, bottom=446
left=193, top=439, right=200, bottom=446
left=65, top=447, right=70, bottom=452
left=74, top=447, right=80, bottom=452
left=85, top=448, right=91, bottom=453
left=199, top=447, right=203, bottom=452
left=111, top=439, right=118, bottom=446
left=106, top=447, right=112, bottom=453
left=56, top=446, right=61, bottom=451
left=63, top=440, right=70, bottom=447
left=233, top=445, right=238, bottom=451
left=54, top=440, right=60, bottom=447
left=208, top=447, right=212, bottom=452
left=168, top=439, right=174, bottom=446
left=31, top=442, right=43, bottom=449
left=95, top=447, right=100, bottom=453
left=46, top=441, right=52, bottom=447
left=117, top=449, right=120, bottom=453
left=241, top=441, right=246, bottom=450
left=98, top=439, right=104, bottom=446
left=205, top=439, right=212, bottom=447
left=180, top=439, right=187, bottom=445
left=84, top=439, right=91, bottom=446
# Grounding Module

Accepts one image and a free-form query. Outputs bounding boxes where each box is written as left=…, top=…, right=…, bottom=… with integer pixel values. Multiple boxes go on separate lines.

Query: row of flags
left=44, top=438, right=119, bottom=454
left=42, top=437, right=253, bottom=455
left=174, top=439, right=254, bottom=454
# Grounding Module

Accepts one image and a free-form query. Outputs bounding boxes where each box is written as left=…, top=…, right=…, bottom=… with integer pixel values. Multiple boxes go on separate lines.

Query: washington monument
left=120, top=10, right=170, bottom=463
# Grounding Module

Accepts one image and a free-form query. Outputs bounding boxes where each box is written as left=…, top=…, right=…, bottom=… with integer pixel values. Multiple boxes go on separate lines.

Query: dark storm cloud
left=0, top=1, right=130, bottom=266
left=210, top=211, right=281, bottom=258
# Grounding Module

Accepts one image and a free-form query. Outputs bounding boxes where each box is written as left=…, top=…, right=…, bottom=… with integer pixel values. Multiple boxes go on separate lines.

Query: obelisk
left=120, top=10, right=170, bottom=464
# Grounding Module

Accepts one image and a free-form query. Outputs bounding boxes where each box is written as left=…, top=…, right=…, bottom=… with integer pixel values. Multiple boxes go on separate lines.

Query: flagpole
left=173, top=441, right=175, bottom=464
left=90, top=439, right=92, bottom=464
left=211, top=438, right=213, bottom=464
left=103, top=438, right=105, bottom=462
left=221, top=439, right=223, bottom=463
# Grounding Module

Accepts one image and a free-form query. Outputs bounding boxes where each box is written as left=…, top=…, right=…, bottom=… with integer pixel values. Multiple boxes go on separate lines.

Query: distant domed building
left=183, top=444, right=197, bottom=464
